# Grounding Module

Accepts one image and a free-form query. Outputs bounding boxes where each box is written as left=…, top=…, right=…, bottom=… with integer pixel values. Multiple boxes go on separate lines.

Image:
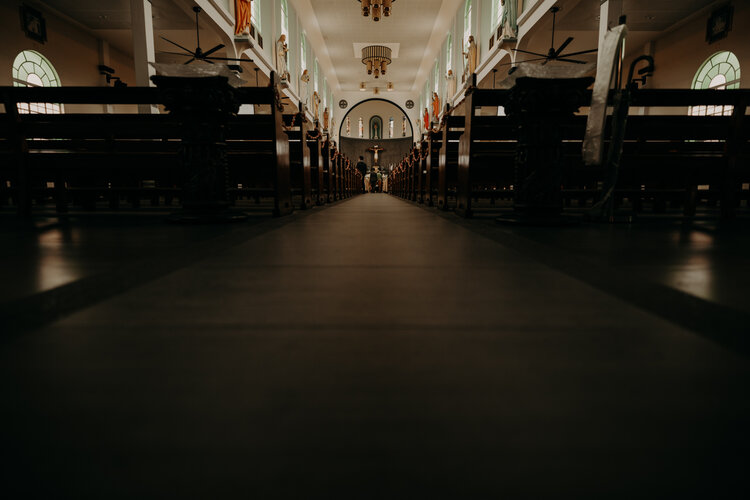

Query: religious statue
left=276, top=34, right=290, bottom=82
left=323, top=107, right=329, bottom=131
left=423, top=108, right=430, bottom=133
left=234, top=0, right=252, bottom=36
left=463, top=35, right=477, bottom=83
left=432, top=92, right=441, bottom=124
left=299, top=69, right=310, bottom=106
left=446, top=69, right=457, bottom=104
left=500, top=0, right=518, bottom=40
left=372, top=120, right=381, bottom=140
left=312, top=91, right=320, bottom=122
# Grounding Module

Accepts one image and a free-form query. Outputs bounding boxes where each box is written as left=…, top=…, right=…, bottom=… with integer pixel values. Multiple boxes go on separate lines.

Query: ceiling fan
left=159, top=6, right=251, bottom=66
left=501, top=7, right=597, bottom=73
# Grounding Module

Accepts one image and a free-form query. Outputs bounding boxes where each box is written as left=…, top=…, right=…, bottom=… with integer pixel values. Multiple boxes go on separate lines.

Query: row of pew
left=0, top=73, right=362, bottom=217
left=389, top=87, right=750, bottom=219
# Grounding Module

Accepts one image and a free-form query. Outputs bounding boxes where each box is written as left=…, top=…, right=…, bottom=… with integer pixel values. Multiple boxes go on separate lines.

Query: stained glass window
left=12, top=50, right=62, bottom=114
left=690, top=51, right=740, bottom=117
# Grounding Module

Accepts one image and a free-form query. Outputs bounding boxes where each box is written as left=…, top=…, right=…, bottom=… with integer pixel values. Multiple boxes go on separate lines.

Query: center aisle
left=2, top=194, right=748, bottom=497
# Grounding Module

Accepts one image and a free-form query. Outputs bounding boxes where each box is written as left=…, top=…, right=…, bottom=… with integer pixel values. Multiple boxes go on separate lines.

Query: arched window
left=389, top=117, right=394, bottom=138
left=433, top=61, right=440, bottom=93
left=369, top=116, right=383, bottom=140
left=313, top=59, right=319, bottom=92
left=12, top=50, right=62, bottom=114
left=300, top=33, right=308, bottom=73
left=280, top=0, right=289, bottom=40
left=690, top=51, right=740, bottom=116
left=491, top=0, right=504, bottom=30
left=463, top=0, right=473, bottom=69
left=251, top=0, right=261, bottom=34
left=446, top=32, right=453, bottom=72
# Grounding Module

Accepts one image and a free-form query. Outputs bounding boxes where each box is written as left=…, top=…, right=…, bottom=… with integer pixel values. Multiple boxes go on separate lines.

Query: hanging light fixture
left=362, top=45, right=392, bottom=79
left=359, top=1, right=395, bottom=22
left=373, top=87, right=380, bottom=95
left=387, top=82, right=394, bottom=91
left=360, top=82, right=367, bottom=91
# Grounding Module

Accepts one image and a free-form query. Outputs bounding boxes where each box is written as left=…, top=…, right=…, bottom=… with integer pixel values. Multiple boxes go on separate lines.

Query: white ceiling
left=33, top=0, right=722, bottom=93
left=294, top=0, right=464, bottom=93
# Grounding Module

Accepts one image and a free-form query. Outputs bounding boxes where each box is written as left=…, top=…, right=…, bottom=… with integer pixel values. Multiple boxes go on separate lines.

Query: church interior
left=1, top=0, right=749, bottom=496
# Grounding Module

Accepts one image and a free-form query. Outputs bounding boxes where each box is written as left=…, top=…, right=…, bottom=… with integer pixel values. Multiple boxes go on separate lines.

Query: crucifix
left=367, top=144, right=386, bottom=166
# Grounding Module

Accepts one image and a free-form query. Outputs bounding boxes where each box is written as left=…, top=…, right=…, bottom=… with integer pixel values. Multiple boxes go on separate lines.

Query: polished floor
left=1, top=194, right=749, bottom=498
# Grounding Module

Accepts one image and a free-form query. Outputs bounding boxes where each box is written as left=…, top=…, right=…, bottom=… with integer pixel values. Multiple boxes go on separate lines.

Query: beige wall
left=1, top=0, right=135, bottom=112
left=643, top=2, right=749, bottom=90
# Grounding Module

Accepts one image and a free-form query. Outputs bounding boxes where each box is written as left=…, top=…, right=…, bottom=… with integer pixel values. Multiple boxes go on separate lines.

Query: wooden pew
left=0, top=74, right=296, bottom=217
left=321, top=138, right=334, bottom=203
left=283, top=111, right=313, bottom=209
left=451, top=87, right=750, bottom=219
left=306, top=128, right=326, bottom=205
left=437, top=115, right=465, bottom=211
left=424, top=130, right=442, bottom=206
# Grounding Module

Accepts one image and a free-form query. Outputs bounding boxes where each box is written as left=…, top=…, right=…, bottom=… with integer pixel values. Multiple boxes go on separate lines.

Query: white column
left=98, top=40, right=114, bottom=113
left=131, top=0, right=156, bottom=112
left=598, top=0, right=623, bottom=68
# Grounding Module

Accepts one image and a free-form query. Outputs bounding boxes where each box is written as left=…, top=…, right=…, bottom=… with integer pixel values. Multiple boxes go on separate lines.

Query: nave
left=1, top=194, right=749, bottom=497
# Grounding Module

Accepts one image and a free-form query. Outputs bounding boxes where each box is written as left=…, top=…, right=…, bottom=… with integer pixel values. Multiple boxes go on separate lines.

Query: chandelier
left=362, top=45, right=392, bottom=79
left=359, top=1, right=395, bottom=22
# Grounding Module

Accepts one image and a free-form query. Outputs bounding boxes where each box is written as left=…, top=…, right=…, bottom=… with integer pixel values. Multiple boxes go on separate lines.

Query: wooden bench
left=450, top=87, right=750, bottom=218
left=437, top=115, right=465, bottom=211
left=0, top=73, right=298, bottom=217
left=423, top=130, right=442, bottom=206
left=283, top=111, right=313, bottom=209
left=306, top=128, right=326, bottom=205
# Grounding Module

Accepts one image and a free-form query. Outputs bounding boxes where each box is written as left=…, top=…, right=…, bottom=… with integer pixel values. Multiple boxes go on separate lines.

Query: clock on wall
left=405, top=100, right=414, bottom=109
left=338, top=99, right=348, bottom=109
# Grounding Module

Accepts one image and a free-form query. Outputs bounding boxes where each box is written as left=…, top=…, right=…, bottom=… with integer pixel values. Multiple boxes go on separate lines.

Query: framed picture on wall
left=20, top=5, right=47, bottom=44
left=706, top=4, right=733, bottom=44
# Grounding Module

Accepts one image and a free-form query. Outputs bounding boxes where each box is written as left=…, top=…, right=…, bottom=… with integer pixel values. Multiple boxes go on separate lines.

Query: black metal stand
left=497, top=76, right=593, bottom=226
left=152, top=75, right=247, bottom=223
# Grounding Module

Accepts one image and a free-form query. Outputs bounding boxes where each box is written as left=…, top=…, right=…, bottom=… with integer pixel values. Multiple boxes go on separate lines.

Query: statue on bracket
left=299, top=69, right=310, bottom=107
left=276, top=34, right=290, bottom=83
left=463, top=35, right=477, bottom=83
left=312, top=91, right=321, bottom=122
left=423, top=108, right=430, bottom=133
left=500, top=0, right=518, bottom=41
left=432, top=92, right=441, bottom=125
left=446, top=69, right=457, bottom=105
left=323, top=107, right=330, bottom=131
left=234, top=0, right=252, bottom=36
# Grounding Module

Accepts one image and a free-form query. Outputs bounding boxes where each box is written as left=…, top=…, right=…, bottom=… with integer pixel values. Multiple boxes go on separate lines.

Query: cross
left=367, top=145, right=386, bottom=165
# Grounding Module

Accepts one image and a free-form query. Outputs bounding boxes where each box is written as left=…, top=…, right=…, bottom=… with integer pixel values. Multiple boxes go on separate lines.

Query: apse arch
left=338, top=98, right=414, bottom=139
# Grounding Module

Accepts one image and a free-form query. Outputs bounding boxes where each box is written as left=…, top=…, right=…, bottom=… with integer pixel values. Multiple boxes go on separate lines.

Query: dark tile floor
left=1, top=194, right=748, bottom=498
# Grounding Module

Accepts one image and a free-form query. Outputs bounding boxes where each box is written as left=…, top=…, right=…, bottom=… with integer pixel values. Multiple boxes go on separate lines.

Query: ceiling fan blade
left=204, top=56, right=252, bottom=62
left=202, top=44, right=225, bottom=57
left=556, top=58, right=588, bottom=64
left=160, top=36, right=196, bottom=55
left=497, top=57, right=549, bottom=66
left=184, top=58, right=196, bottom=65
left=553, top=37, right=574, bottom=58
left=513, top=48, right=548, bottom=57
left=158, top=51, right=197, bottom=57
left=558, top=48, right=598, bottom=58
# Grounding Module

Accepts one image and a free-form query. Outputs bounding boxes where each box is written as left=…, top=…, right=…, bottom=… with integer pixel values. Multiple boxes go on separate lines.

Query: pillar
left=131, top=0, right=156, bottom=113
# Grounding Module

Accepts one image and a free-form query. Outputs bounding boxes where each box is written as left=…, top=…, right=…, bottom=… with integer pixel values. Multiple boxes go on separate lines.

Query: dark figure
left=355, top=156, right=368, bottom=193
left=370, top=167, right=379, bottom=193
